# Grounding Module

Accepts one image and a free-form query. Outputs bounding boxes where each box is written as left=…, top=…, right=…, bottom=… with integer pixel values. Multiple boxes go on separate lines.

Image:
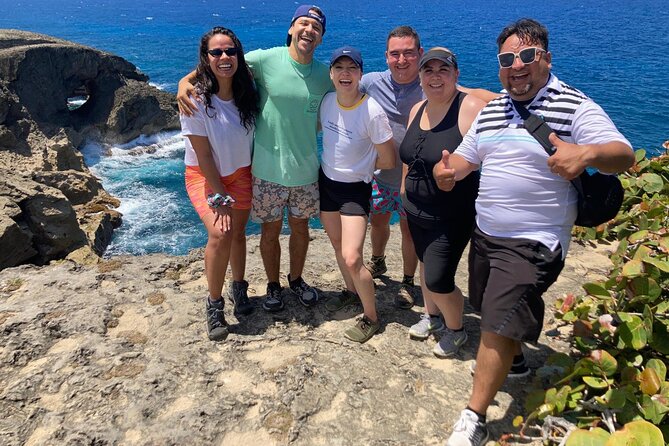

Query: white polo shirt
left=455, top=74, right=630, bottom=257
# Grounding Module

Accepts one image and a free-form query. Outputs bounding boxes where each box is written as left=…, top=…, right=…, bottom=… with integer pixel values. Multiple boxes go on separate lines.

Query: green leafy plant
left=514, top=148, right=669, bottom=445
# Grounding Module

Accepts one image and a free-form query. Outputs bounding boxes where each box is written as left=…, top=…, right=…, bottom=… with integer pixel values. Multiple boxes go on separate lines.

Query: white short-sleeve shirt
left=320, top=92, right=393, bottom=183
left=180, top=95, right=253, bottom=177
left=455, top=74, right=630, bottom=257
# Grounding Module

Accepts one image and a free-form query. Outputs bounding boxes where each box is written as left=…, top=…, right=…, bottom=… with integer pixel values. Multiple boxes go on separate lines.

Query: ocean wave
left=149, top=81, right=175, bottom=91
left=80, top=131, right=183, bottom=167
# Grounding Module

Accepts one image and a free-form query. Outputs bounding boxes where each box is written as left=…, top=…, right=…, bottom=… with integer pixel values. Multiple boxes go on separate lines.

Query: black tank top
left=399, top=91, right=479, bottom=223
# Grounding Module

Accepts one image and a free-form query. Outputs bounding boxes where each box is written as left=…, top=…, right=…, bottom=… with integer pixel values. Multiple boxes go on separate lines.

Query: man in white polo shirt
left=434, top=18, right=634, bottom=446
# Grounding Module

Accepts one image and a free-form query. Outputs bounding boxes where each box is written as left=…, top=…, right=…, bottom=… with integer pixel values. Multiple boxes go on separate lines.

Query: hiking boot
left=205, top=297, right=229, bottom=341
left=288, top=274, right=319, bottom=307
left=433, top=327, right=468, bottom=358
left=344, top=315, right=380, bottom=343
left=365, top=255, right=387, bottom=279
left=409, top=314, right=445, bottom=340
left=395, top=283, right=417, bottom=309
left=261, top=282, right=284, bottom=312
left=469, top=354, right=530, bottom=378
left=325, top=289, right=360, bottom=311
left=446, top=409, right=490, bottom=446
left=227, top=280, right=254, bottom=316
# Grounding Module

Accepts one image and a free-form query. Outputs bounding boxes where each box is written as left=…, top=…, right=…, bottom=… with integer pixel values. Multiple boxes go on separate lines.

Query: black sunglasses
left=497, top=47, right=545, bottom=68
left=207, top=47, right=240, bottom=57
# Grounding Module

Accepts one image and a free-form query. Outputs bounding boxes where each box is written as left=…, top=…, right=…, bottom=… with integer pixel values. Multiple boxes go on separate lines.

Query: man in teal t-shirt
left=177, top=5, right=331, bottom=312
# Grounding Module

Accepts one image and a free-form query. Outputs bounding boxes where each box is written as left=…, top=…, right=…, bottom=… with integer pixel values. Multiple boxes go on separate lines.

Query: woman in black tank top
left=399, top=48, right=487, bottom=357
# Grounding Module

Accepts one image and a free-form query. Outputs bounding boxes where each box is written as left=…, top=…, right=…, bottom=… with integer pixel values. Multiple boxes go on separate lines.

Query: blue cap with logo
left=329, top=46, right=363, bottom=71
left=286, top=5, right=326, bottom=46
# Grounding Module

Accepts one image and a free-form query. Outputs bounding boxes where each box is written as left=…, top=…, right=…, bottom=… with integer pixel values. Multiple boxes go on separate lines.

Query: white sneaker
left=409, top=314, right=445, bottom=340
left=445, top=409, right=489, bottom=446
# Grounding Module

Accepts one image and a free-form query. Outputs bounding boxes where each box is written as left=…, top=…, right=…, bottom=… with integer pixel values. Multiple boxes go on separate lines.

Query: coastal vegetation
left=514, top=147, right=669, bottom=445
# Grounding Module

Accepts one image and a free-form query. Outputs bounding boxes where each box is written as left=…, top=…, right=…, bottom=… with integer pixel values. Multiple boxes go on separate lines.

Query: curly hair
left=496, top=18, right=549, bottom=52
left=195, top=27, right=259, bottom=132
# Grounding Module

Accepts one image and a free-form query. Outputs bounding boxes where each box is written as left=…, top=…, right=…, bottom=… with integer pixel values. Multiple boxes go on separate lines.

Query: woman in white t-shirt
left=319, top=46, right=395, bottom=343
left=180, top=27, right=259, bottom=342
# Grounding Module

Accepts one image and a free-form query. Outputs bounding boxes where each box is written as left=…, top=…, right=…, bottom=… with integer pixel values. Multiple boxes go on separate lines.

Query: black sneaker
left=288, top=274, right=319, bottom=307
left=262, top=282, right=284, bottom=312
left=206, top=297, right=229, bottom=341
left=228, top=280, right=254, bottom=315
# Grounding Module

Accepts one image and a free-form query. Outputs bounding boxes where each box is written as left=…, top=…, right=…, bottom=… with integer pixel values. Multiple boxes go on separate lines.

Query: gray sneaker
left=288, top=274, right=319, bottom=307
left=433, top=327, right=468, bottom=358
left=205, top=297, right=229, bottom=342
left=409, top=314, right=445, bottom=340
left=446, top=409, right=489, bottom=446
left=227, top=280, right=254, bottom=315
left=262, top=283, right=284, bottom=312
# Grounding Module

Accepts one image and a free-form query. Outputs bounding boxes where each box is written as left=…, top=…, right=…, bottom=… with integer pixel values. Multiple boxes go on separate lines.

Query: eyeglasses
left=388, top=50, right=419, bottom=60
left=497, top=47, right=545, bottom=68
left=207, top=47, right=239, bottom=57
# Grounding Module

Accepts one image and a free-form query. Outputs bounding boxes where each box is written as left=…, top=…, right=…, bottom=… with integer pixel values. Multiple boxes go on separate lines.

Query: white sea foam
left=104, top=183, right=204, bottom=256
left=79, top=131, right=202, bottom=255
left=80, top=131, right=184, bottom=169
left=149, top=81, right=175, bottom=91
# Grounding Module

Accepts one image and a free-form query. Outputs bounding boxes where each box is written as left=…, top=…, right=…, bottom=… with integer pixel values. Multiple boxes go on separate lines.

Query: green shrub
left=517, top=148, right=669, bottom=445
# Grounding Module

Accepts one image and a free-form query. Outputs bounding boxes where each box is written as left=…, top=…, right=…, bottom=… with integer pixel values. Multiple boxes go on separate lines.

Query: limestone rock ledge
left=0, top=29, right=179, bottom=269
left=0, top=229, right=615, bottom=445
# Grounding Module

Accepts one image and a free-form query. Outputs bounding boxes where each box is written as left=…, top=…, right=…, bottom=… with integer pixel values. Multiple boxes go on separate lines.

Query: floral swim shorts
left=370, top=178, right=406, bottom=217
left=251, top=177, right=319, bottom=223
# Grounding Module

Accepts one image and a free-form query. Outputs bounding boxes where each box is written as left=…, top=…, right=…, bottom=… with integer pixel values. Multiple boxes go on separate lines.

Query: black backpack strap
left=513, top=101, right=556, bottom=155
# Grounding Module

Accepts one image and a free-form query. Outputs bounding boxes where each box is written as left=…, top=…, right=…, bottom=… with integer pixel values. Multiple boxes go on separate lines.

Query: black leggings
left=407, top=215, right=475, bottom=294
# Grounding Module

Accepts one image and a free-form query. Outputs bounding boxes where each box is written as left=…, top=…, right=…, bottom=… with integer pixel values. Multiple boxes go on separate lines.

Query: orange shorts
left=185, top=165, right=252, bottom=218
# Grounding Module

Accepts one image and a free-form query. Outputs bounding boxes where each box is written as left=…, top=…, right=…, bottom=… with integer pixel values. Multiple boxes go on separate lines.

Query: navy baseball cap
left=329, top=46, right=363, bottom=71
left=286, top=5, right=326, bottom=46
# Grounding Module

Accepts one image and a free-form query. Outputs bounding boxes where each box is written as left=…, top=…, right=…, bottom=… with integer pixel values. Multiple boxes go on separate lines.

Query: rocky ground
left=0, top=226, right=616, bottom=446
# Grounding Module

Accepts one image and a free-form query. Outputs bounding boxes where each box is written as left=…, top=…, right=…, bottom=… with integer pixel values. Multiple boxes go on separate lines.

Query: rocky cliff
left=0, top=228, right=615, bottom=445
left=0, top=29, right=179, bottom=269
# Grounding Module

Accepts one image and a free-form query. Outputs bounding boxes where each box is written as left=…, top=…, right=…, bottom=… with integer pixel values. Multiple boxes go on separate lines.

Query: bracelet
left=207, top=193, right=235, bottom=208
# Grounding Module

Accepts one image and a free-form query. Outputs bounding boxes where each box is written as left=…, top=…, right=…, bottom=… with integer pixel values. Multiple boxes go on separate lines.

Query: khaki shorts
left=251, top=177, right=319, bottom=223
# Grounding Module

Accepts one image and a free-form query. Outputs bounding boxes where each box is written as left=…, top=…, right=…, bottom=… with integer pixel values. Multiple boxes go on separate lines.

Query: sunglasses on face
left=207, top=47, right=239, bottom=57
left=497, top=47, right=545, bottom=68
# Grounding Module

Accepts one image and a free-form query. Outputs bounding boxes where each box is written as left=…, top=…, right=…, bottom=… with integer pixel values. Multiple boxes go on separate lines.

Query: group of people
left=177, top=6, right=634, bottom=446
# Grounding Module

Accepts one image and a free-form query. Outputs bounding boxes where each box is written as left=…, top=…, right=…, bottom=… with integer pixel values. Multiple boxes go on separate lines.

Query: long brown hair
left=195, top=27, right=259, bottom=131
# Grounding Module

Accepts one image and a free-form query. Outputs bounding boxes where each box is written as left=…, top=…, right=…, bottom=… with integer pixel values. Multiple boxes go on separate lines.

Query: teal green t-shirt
left=246, top=47, right=332, bottom=186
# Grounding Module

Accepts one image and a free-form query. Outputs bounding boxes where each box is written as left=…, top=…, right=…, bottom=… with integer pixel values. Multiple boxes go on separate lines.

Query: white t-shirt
left=320, top=93, right=393, bottom=183
left=180, top=95, right=253, bottom=177
left=455, top=74, right=630, bottom=257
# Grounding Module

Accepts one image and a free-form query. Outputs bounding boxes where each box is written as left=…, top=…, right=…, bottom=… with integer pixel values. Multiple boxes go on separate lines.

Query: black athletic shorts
left=407, top=214, right=474, bottom=294
left=468, top=226, right=565, bottom=342
left=319, top=168, right=372, bottom=216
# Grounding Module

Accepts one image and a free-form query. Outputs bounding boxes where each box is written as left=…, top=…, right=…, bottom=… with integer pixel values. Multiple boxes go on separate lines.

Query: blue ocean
left=4, top=0, right=668, bottom=255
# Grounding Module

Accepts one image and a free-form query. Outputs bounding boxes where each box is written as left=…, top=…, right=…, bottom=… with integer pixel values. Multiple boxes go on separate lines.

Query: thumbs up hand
left=433, top=150, right=457, bottom=191
left=546, top=133, right=588, bottom=181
